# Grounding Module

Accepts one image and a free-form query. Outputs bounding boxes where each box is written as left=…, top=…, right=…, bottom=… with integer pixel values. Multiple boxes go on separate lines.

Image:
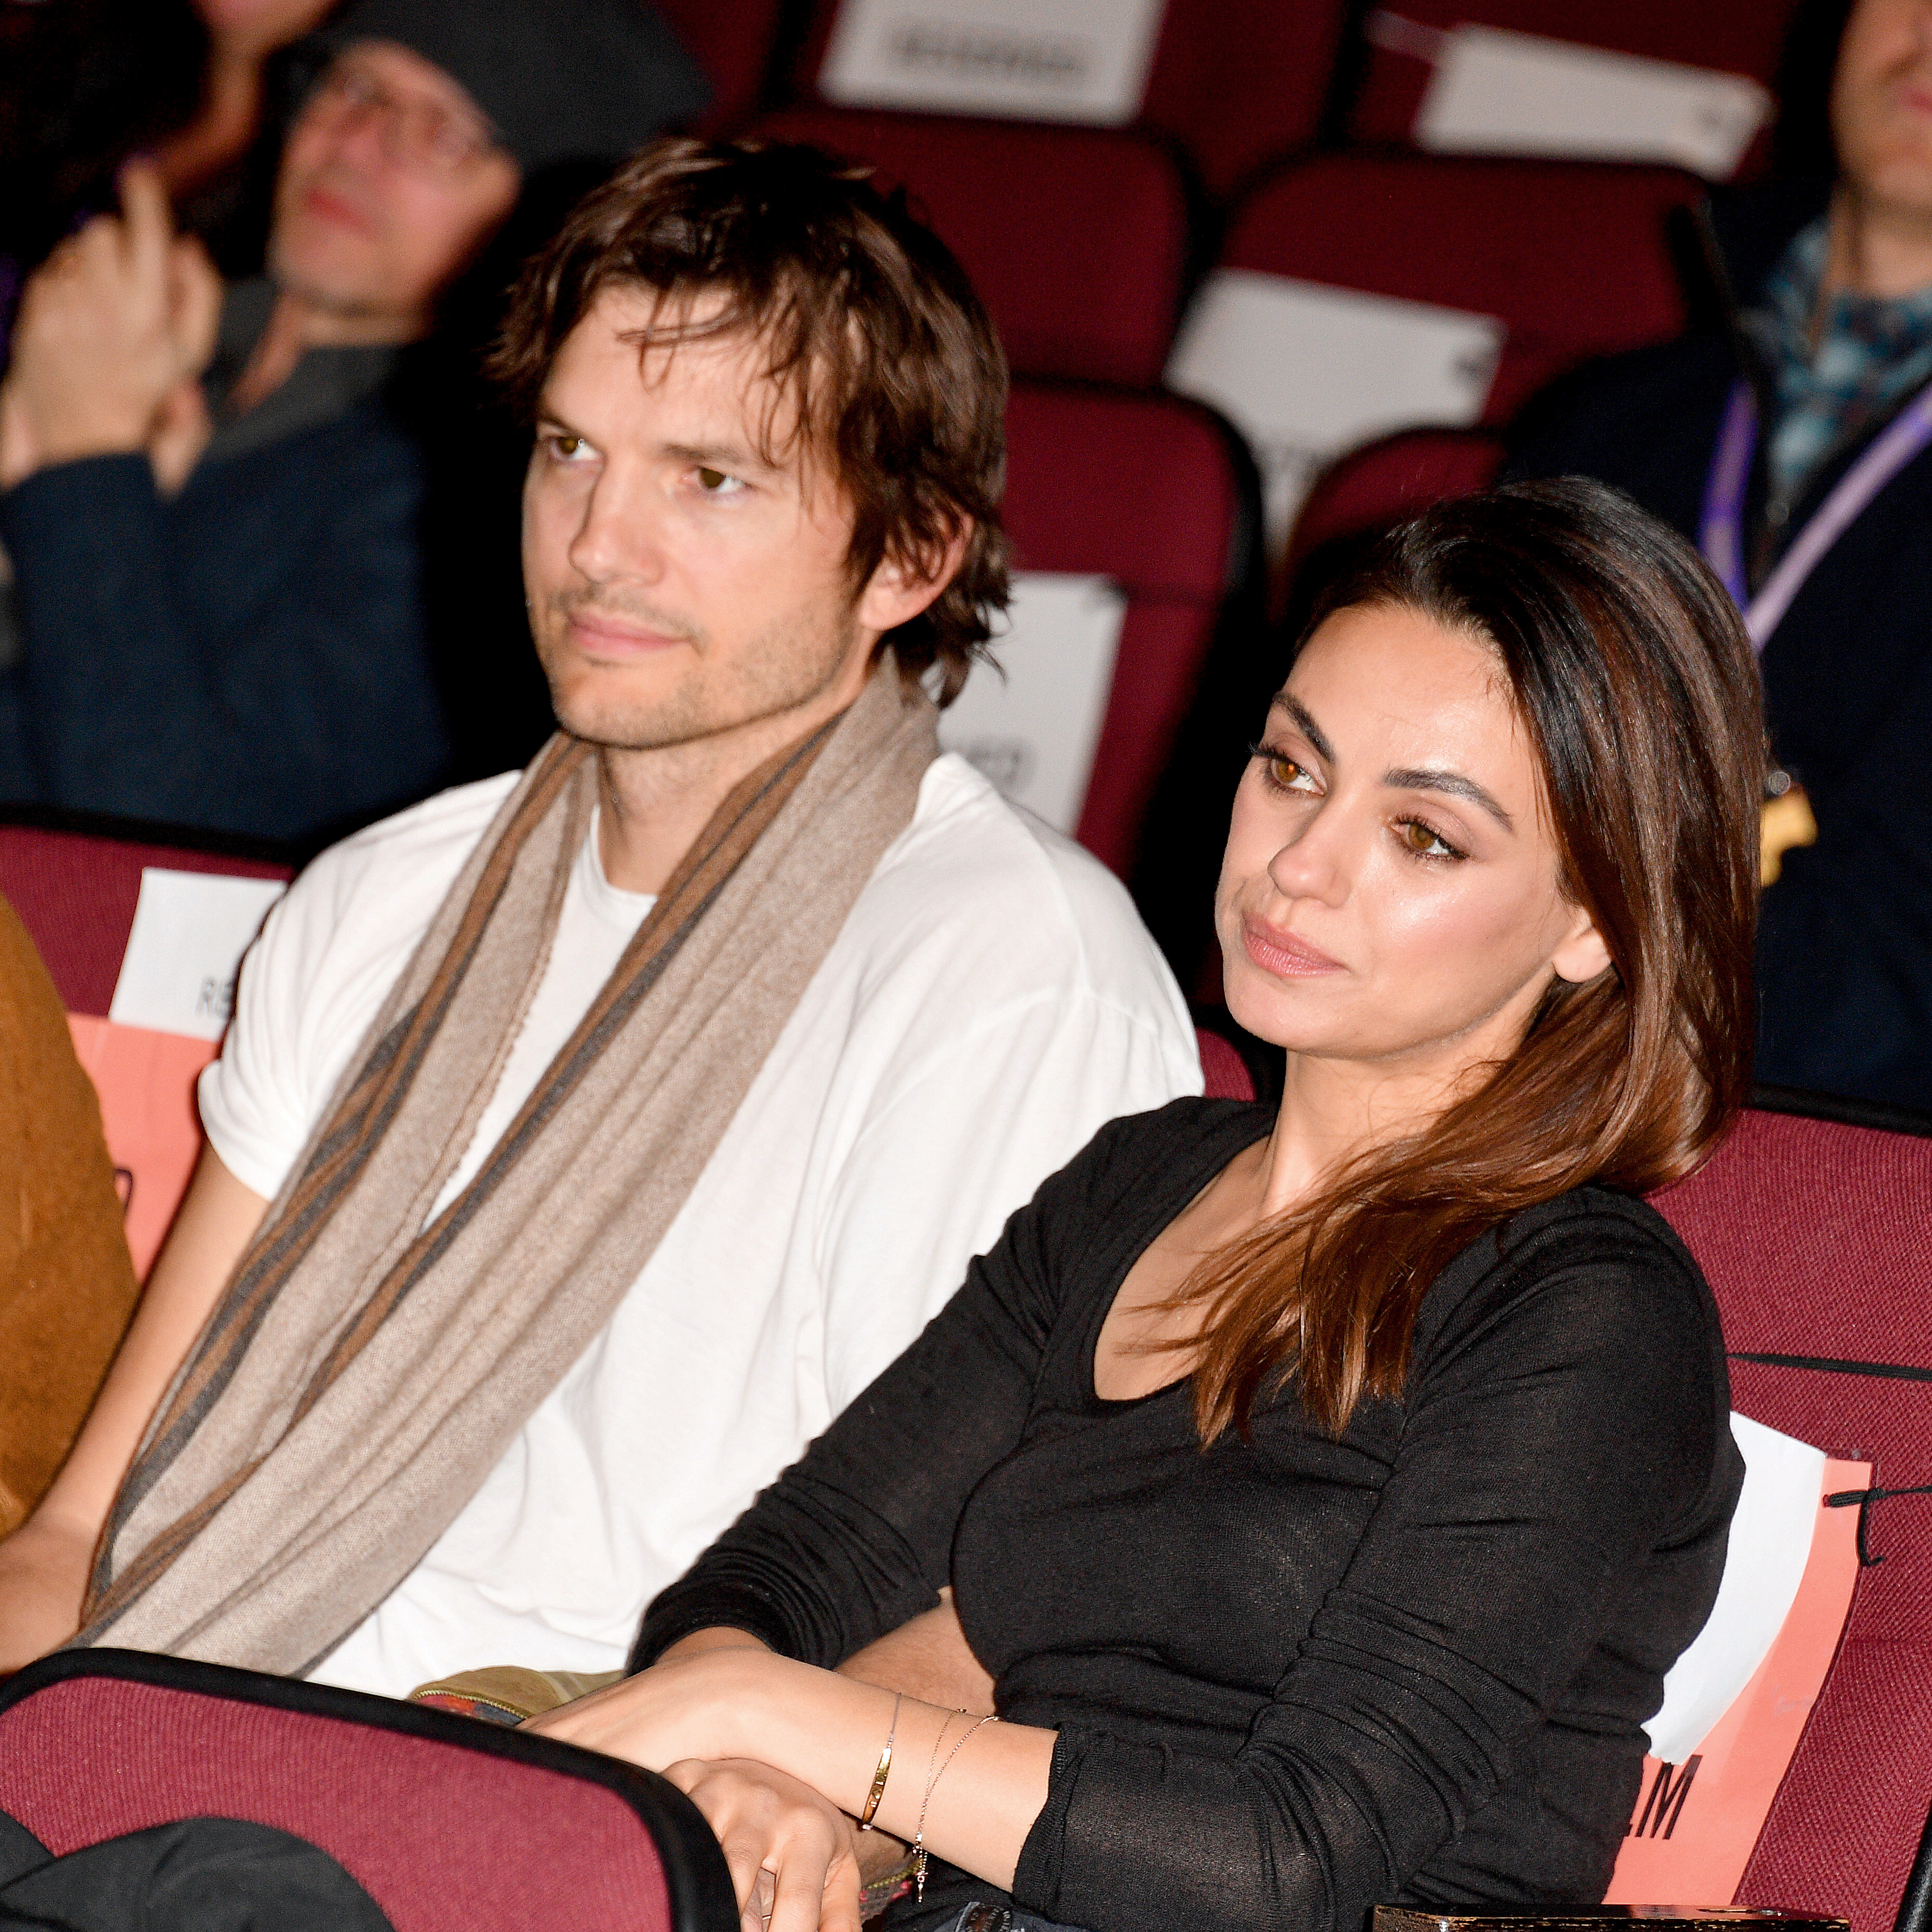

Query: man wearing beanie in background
left=0, top=0, right=707, bottom=844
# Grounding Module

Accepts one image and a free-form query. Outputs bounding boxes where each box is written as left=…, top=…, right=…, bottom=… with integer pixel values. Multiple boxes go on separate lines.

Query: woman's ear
left=853, top=521, right=974, bottom=635
left=1550, top=905, right=1614, bottom=986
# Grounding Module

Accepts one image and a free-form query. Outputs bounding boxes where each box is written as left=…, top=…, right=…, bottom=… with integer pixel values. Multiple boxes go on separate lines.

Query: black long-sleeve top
left=639, top=1100, right=1742, bottom=1932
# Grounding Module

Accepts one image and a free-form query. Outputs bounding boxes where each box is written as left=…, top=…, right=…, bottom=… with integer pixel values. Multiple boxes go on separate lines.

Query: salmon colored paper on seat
left=67, top=1015, right=215, bottom=1278
left=1606, top=1457, right=1867, bottom=1907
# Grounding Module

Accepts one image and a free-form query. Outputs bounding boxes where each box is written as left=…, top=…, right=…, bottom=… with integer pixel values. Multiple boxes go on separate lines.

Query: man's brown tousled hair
left=1177, top=480, right=1765, bottom=1444
left=490, top=136, right=1010, bottom=703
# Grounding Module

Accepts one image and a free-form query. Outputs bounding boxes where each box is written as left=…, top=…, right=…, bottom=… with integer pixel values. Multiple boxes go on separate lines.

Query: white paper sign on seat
left=938, top=571, right=1128, bottom=838
left=109, top=869, right=288, bottom=1043
left=1166, top=270, right=1502, bottom=555
left=1643, top=1412, right=1826, bottom=1766
left=819, top=0, right=1166, bottom=125
left=1416, top=27, right=1771, bottom=180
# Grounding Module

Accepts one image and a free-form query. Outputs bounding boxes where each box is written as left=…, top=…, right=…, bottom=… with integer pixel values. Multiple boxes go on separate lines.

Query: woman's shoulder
left=1421, top=1183, right=1724, bottom=1372
left=1015, top=1095, right=1274, bottom=1250
left=1067, top=1094, right=1276, bottom=1189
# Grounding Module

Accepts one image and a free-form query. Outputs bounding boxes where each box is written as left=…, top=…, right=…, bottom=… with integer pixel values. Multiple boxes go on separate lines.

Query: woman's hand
left=662, top=1758, right=863, bottom=1932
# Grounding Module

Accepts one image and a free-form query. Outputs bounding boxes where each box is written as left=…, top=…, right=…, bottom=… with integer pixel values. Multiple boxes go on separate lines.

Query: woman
left=529, top=480, right=1763, bottom=1932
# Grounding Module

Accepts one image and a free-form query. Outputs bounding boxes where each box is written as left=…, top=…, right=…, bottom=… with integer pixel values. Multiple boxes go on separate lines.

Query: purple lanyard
left=1699, top=376, right=1932, bottom=651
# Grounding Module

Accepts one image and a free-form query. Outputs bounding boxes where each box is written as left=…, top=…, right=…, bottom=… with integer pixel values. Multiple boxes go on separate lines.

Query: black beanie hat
left=302, top=0, right=711, bottom=175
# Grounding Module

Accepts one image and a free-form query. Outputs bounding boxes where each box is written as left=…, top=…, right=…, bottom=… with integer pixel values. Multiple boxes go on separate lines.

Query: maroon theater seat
left=1289, top=425, right=1506, bottom=568
left=1002, top=379, right=1257, bottom=879
left=1348, top=0, right=1804, bottom=163
left=0, top=1650, right=735, bottom=1932
left=786, top=0, right=1347, bottom=200
left=750, top=108, right=1189, bottom=384
left=1280, top=425, right=1506, bottom=616
left=0, top=819, right=292, bottom=1020
left=1195, top=1023, right=1256, bottom=1103
left=1218, top=151, right=1699, bottom=427
left=654, top=0, right=789, bottom=132
left=1648, top=1094, right=1932, bottom=1932
left=1135, top=0, right=1348, bottom=197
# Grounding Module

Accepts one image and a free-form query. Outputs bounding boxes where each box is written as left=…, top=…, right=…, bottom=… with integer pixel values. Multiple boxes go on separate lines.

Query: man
left=1509, top=0, right=1932, bottom=1112
left=0, top=140, right=1202, bottom=1692
left=0, top=0, right=706, bottom=842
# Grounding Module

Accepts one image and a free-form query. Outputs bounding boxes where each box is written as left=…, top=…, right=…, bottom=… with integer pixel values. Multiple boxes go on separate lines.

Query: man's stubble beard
left=539, top=593, right=869, bottom=756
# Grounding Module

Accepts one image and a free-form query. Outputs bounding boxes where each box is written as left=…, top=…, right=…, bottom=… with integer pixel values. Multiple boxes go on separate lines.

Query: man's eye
left=696, top=467, right=744, bottom=495
left=1396, top=818, right=1464, bottom=861
left=1249, top=742, right=1318, bottom=794
left=547, top=434, right=589, bottom=460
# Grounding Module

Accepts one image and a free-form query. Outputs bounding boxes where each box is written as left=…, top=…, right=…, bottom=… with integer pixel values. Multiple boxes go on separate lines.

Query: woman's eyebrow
left=1383, top=767, right=1515, bottom=830
left=1270, top=693, right=1336, bottom=765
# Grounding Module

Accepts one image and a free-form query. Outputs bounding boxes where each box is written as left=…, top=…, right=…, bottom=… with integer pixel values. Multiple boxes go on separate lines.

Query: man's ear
left=1550, top=903, right=1614, bottom=985
left=853, top=521, right=974, bottom=635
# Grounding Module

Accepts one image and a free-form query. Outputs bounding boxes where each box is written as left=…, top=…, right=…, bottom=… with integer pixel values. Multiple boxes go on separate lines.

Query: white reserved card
left=1643, top=1413, right=1825, bottom=1765
left=1417, top=26, right=1771, bottom=180
left=1166, top=269, right=1502, bottom=554
left=939, top=570, right=1127, bottom=836
left=820, top=0, right=1165, bottom=124
left=109, top=867, right=287, bottom=1042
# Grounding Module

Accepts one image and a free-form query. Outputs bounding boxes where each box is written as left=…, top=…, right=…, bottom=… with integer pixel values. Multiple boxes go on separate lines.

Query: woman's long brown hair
left=1180, top=479, right=1765, bottom=1444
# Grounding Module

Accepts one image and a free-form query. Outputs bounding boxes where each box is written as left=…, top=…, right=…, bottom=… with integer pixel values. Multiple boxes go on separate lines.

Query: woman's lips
left=1241, top=915, right=1344, bottom=979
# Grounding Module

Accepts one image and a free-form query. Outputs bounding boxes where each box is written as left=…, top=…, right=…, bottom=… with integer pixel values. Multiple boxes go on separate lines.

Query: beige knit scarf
left=77, top=666, right=938, bottom=1675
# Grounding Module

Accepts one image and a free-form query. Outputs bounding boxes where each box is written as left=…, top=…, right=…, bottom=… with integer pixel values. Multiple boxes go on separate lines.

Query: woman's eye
left=695, top=467, right=744, bottom=495
left=1250, top=743, right=1319, bottom=795
left=546, top=434, right=590, bottom=461
left=1396, top=817, right=1464, bottom=861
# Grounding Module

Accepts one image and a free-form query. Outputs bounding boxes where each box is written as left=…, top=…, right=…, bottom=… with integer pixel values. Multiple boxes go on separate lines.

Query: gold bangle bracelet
left=858, top=1692, right=902, bottom=1830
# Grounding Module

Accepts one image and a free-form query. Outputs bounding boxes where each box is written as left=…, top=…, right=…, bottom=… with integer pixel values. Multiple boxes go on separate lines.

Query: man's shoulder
left=279, top=771, right=521, bottom=954
left=848, top=753, right=1181, bottom=1011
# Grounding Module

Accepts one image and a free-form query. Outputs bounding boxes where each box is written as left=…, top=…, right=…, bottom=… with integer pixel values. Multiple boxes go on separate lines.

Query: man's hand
left=0, top=1512, right=94, bottom=1677
left=663, top=1759, right=863, bottom=1932
left=0, top=161, right=221, bottom=489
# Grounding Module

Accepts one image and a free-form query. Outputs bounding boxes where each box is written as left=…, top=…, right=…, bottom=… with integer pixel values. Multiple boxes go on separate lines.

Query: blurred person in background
left=0, top=0, right=706, bottom=844
left=1510, top=0, right=1932, bottom=1113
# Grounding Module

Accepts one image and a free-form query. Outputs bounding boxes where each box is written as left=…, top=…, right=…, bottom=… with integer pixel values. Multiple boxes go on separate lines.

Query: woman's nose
left=1264, top=808, right=1352, bottom=907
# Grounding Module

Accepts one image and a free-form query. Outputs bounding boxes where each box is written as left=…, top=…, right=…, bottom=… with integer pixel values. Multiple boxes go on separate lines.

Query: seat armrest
left=1375, top=1910, right=1849, bottom=1932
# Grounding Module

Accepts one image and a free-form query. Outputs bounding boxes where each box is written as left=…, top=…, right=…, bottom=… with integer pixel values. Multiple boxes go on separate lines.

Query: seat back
left=0, top=818, right=294, bottom=1270
left=1165, top=152, right=1696, bottom=570
left=1195, top=1023, right=1256, bottom=1103
left=1135, top=0, right=1348, bottom=195
left=0, top=1650, right=735, bottom=1932
left=654, top=0, right=789, bottom=130
left=1281, top=425, right=1506, bottom=617
left=0, top=819, right=290, bottom=1020
left=1215, top=152, right=1697, bottom=425
left=988, top=380, right=1258, bottom=880
left=783, top=0, right=1347, bottom=197
left=1289, top=426, right=1508, bottom=566
left=1648, top=1096, right=1932, bottom=1932
left=1346, top=0, right=1803, bottom=174
left=749, top=107, right=1189, bottom=383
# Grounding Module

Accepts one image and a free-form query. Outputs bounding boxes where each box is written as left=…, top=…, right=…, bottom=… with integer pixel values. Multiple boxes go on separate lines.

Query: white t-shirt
left=200, top=753, right=1202, bottom=1698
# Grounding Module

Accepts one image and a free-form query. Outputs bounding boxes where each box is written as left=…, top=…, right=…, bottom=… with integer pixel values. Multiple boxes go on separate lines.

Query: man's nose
left=319, top=102, right=394, bottom=178
left=566, top=465, right=668, bottom=587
